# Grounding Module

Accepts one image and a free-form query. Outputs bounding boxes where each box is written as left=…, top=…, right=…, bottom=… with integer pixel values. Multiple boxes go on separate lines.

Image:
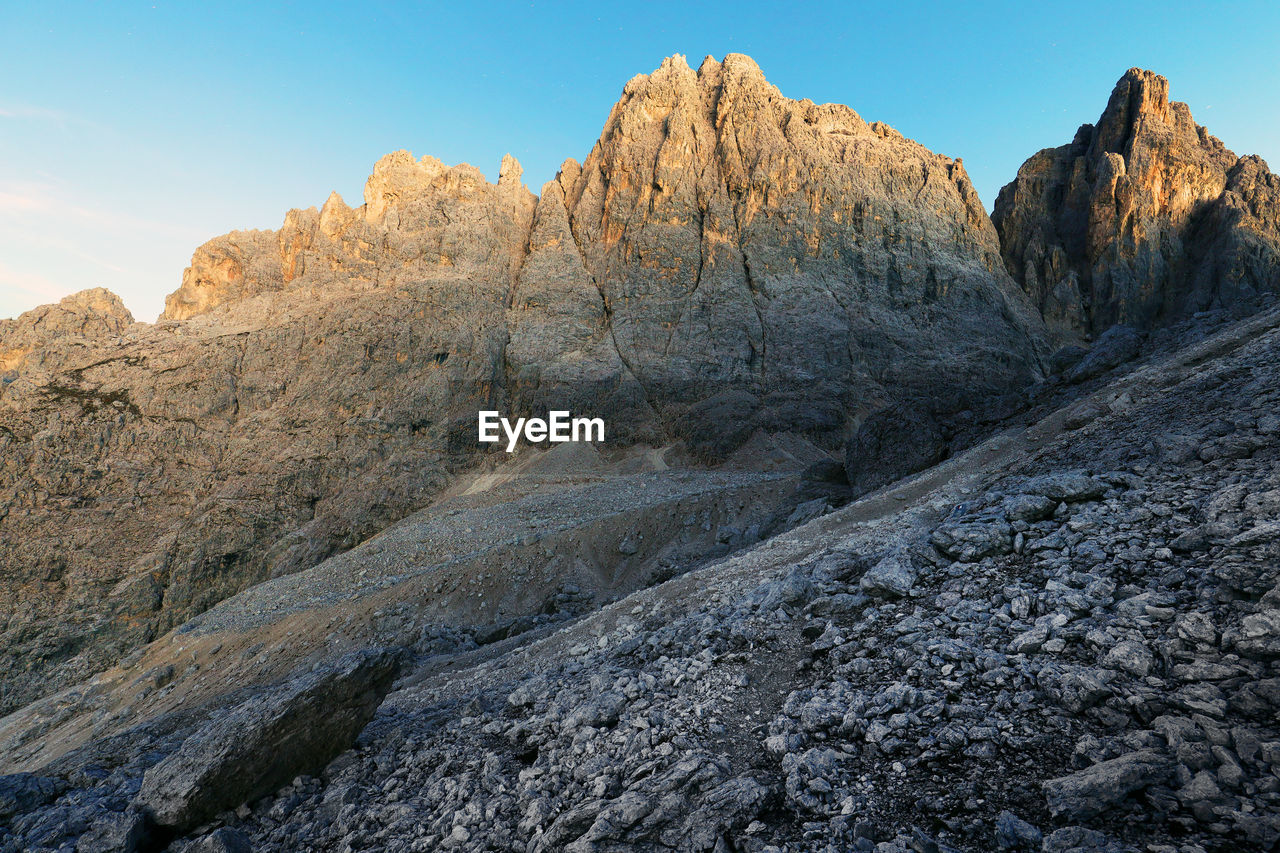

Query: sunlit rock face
left=0, top=288, right=134, bottom=373
left=0, top=54, right=1046, bottom=712
left=994, top=68, right=1280, bottom=344
left=0, top=155, right=537, bottom=714
left=562, top=53, right=1046, bottom=439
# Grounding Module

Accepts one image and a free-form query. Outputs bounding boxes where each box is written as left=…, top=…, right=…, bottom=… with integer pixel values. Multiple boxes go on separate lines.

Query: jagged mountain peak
left=0, top=287, right=134, bottom=371
left=161, top=149, right=536, bottom=321
left=4, top=53, right=1280, bottom=853
left=1113, top=66, right=1172, bottom=115
left=0, top=54, right=1049, bottom=716
left=994, top=67, right=1280, bottom=341
left=1087, top=66, right=1231, bottom=163
left=610, top=53, right=864, bottom=139
left=619, top=52, right=770, bottom=95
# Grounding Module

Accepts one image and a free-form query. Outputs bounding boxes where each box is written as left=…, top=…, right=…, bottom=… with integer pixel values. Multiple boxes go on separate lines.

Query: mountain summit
left=994, top=68, right=1280, bottom=342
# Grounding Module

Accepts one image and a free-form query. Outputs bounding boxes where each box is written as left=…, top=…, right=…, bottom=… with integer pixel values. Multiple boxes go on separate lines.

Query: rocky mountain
left=994, top=68, right=1280, bottom=343
left=559, top=54, right=1045, bottom=440
left=1, top=56, right=1279, bottom=853
left=0, top=288, right=134, bottom=373
left=0, top=154, right=541, bottom=714
left=0, top=54, right=1047, bottom=715
left=4, top=279, right=1279, bottom=853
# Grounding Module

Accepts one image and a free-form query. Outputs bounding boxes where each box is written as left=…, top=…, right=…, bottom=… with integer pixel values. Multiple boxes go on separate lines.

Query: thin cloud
left=65, top=247, right=130, bottom=276
left=0, top=104, right=74, bottom=123
left=0, top=190, right=49, bottom=213
left=0, top=259, right=66, bottom=302
left=0, top=184, right=207, bottom=241
left=0, top=104, right=69, bottom=122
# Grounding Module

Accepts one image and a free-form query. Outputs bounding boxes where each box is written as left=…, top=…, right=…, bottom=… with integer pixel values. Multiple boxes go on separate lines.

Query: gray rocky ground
left=3, top=283, right=1278, bottom=853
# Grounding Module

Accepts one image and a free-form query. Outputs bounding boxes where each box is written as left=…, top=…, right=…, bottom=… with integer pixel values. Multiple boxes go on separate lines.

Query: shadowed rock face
left=0, top=53, right=1046, bottom=713
left=993, top=68, right=1280, bottom=344
left=137, top=648, right=402, bottom=834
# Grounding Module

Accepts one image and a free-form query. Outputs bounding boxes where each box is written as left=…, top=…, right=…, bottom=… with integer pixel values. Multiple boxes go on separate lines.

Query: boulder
left=845, top=401, right=948, bottom=495
left=860, top=549, right=919, bottom=598
left=137, top=648, right=402, bottom=833
left=1002, top=493, right=1057, bottom=522
left=930, top=517, right=1013, bottom=562
left=1041, top=826, right=1126, bottom=853
left=0, top=772, right=66, bottom=820
left=1048, top=345, right=1088, bottom=374
left=1101, top=639, right=1154, bottom=677
left=75, top=808, right=149, bottom=853
left=1021, top=473, right=1106, bottom=503
left=994, top=810, right=1042, bottom=850
left=1065, top=325, right=1143, bottom=383
left=749, top=567, right=815, bottom=612
left=1042, top=749, right=1174, bottom=820
left=1232, top=609, right=1280, bottom=659
left=188, top=827, right=254, bottom=853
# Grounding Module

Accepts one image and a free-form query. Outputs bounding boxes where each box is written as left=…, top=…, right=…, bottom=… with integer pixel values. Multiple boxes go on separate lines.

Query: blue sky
left=2, top=1, right=1277, bottom=321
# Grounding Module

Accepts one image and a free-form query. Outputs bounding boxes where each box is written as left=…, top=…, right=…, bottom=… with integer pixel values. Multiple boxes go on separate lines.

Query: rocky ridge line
left=0, top=54, right=1048, bottom=713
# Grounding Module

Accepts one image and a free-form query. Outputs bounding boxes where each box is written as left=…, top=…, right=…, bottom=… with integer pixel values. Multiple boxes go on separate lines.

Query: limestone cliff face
left=164, top=151, right=536, bottom=321
left=504, top=180, right=651, bottom=434
left=993, top=68, right=1280, bottom=343
left=0, top=288, right=134, bottom=373
left=166, top=54, right=1048, bottom=440
left=0, top=54, right=1047, bottom=712
left=562, top=54, right=1046, bottom=436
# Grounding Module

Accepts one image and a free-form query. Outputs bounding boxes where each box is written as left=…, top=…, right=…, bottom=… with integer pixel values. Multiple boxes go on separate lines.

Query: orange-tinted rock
left=994, top=68, right=1280, bottom=343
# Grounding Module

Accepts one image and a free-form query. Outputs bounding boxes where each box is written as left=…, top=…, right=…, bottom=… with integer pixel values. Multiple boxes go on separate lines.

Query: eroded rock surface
left=994, top=68, right=1280, bottom=343
left=0, top=54, right=1046, bottom=713
left=0, top=288, right=134, bottom=375
left=565, top=54, right=1046, bottom=439
left=4, top=300, right=1267, bottom=853
left=137, top=648, right=401, bottom=833
left=193, top=306, right=1279, bottom=853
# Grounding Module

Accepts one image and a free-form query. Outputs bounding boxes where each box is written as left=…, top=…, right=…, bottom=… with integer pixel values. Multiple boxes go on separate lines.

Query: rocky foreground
left=2, top=292, right=1278, bottom=853
left=204, top=302, right=1280, bottom=853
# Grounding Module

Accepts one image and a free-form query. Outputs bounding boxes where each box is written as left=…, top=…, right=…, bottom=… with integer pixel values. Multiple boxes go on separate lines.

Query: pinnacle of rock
left=498, top=152, right=523, bottom=187
left=994, top=67, right=1280, bottom=341
left=1093, top=67, right=1175, bottom=150
left=318, top=190, right=351, bottom=237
